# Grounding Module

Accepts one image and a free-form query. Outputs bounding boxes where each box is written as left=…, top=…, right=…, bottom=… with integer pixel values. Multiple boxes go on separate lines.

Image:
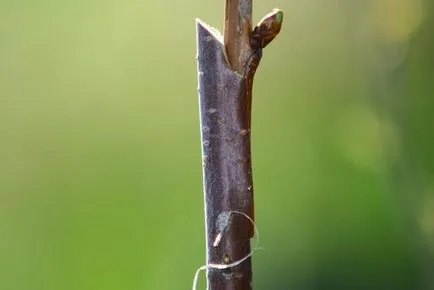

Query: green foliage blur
left=1, top=0, right=433, bottom=289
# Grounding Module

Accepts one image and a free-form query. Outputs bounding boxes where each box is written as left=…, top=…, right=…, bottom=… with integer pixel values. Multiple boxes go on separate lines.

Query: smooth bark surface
left=196, top=19, right=254, bottom=290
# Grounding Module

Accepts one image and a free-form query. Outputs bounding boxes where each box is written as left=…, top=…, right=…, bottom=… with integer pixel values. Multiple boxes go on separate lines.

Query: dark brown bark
left=196, top=19, right=255, bottom=290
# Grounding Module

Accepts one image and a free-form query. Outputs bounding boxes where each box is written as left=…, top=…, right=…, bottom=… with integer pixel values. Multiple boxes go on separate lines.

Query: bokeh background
left=1, top=0, right=433, bottom=289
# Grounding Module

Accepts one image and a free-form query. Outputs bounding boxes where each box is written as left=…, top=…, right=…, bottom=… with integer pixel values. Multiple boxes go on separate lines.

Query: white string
left=192, top=210, right=262, bottom=290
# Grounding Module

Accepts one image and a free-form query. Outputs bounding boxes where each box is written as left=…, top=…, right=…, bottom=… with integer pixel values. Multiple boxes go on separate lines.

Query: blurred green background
left=1, top=0, right=434, bottom=289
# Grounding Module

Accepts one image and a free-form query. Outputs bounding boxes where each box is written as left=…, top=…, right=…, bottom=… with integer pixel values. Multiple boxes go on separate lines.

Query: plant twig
left=224, top=0, right=252, bottom=73
left=195, top=3, right=283, bottom=290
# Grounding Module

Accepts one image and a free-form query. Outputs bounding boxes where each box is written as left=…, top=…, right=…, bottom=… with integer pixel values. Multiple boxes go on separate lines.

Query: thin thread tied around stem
left=192, top=210, right=263, bottom=290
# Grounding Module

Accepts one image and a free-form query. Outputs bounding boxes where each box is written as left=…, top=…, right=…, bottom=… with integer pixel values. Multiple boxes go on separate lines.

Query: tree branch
left=195, top=3, right=283, bottom=290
